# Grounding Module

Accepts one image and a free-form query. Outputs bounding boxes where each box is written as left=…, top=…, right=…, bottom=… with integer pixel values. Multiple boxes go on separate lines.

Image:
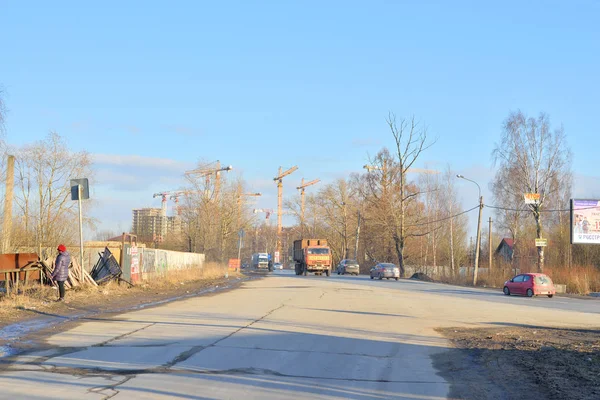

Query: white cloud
left=90, top=153, right=194, bottom=192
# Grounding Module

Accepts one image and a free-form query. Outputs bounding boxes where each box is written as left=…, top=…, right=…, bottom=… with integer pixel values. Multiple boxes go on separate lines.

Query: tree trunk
left=354, top=211, right=361, bottom=260
left=535, top=212, right=544, bottom=272
left=394, top=234, right=405, bottom=277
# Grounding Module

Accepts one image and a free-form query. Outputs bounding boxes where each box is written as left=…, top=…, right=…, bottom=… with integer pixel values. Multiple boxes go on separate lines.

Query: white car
left=273, top=263, right=283, bottom=270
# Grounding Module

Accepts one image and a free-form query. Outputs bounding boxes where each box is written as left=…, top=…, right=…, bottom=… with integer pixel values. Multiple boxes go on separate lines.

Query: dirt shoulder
left=433, top=326, right=600, bottom=400
left=0, top=270, right=260, bottom=357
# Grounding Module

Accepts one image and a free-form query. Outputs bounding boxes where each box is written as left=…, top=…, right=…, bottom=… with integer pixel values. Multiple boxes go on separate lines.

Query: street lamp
left=457, top=174, right=483, bottom=286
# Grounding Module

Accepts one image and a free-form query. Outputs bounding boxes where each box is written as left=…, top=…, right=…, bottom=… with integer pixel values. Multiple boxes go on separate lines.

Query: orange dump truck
left=293, top=239, right=332, bottom=276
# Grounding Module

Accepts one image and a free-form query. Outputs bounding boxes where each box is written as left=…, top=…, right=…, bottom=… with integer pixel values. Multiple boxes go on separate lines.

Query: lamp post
left=457, top=174, right=483, bottom=286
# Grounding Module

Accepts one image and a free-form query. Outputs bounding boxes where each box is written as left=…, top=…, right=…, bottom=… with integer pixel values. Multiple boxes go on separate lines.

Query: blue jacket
left=52, top=251, right=71, bottom=282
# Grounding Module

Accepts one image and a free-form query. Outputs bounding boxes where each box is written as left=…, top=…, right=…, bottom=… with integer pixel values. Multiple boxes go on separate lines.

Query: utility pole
left=457, top=174, right=482, bottom=286
left=1, top=155, right=15, bottom=253
left=273, top=166, right=298, bottom=264
left=296, top=178, right=320, bottom=238
left=488, top=217, right=493, bottom=272
left=473, top=195, right=483, bottom=285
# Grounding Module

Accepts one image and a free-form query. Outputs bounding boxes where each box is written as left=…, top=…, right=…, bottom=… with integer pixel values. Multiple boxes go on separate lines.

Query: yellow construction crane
left=273, top=166, right=298, bottom=263
left=296, top=178, right=320, bottom=237
left=185, top=160, right=233, bottom=201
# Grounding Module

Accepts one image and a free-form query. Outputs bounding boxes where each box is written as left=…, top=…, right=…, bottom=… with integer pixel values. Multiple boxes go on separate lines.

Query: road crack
left=94, top=323, right=156, bottom=347
left=164, top=303, right=286, bottom=369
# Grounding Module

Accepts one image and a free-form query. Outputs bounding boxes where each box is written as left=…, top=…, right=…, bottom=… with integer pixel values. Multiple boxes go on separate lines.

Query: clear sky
left=1, top=0, right=599, bottom=236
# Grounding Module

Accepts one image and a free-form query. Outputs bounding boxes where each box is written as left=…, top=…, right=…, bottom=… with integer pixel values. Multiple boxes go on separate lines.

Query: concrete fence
left=11, top=243, right=205, bottom=285
left=137, top=248, right=205, bottom=281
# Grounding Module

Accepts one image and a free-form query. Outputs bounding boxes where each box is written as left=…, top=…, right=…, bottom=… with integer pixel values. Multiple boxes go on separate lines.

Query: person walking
left=52, top=244, right=71, bottom=302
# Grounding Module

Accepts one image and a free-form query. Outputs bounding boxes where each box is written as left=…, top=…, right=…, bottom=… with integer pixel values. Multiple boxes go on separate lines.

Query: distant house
left=496, top=238, right=514, bottom=263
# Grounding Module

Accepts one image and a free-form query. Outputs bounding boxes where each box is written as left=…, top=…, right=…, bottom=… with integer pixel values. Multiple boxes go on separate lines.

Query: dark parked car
left=370, top=263, right=400, bottom=280
left=503, top=273, right=555, bottom=298
left=336, top=259, right=360, bottom=275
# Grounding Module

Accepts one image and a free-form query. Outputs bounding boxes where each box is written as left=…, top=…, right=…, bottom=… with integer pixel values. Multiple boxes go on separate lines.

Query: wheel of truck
left=395, top=277, right=399, bottom=281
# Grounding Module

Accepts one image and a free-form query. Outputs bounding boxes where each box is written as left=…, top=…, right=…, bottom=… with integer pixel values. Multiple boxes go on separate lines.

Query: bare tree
left=492, top=111, right=572, bottom=272
left=491, top=164, right=527, bottom=264
left=11, top=132, right=93, bottom=252
left=363, top=114, right=434, bottom=276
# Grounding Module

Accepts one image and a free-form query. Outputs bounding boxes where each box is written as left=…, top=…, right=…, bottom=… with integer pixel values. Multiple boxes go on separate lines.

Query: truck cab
left=252, top=253, right=270, bottom=270
left=293, top=239, right=332, bottom=276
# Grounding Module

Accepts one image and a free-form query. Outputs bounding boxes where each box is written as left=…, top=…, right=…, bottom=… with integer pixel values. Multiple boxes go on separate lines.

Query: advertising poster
left=571, top=199, right=600, bottom=244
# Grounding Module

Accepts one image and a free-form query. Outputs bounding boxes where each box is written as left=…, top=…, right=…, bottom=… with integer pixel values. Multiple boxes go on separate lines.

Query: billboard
left=571, top=199, right=600, bottom=244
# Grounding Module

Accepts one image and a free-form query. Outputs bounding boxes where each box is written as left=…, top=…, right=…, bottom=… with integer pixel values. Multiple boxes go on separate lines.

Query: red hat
left=57, top=244, right=67, bottom=252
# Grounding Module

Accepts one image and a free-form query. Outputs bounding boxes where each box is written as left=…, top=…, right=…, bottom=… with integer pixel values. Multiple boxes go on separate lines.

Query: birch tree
left=492, top=111, right=572, bottom=272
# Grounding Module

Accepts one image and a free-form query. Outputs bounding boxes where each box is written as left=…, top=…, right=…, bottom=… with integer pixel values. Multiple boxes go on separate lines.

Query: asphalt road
left=0, top=271, right=598, bottom=399
left=322, top=270, right=600, bottom=315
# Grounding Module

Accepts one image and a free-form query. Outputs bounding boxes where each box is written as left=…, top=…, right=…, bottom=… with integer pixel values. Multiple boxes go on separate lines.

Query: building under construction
left=131, top=208, right=182, bottom=243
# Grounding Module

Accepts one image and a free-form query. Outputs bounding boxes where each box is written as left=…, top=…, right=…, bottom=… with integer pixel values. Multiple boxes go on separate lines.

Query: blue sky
left=1, top=0, right=599, bottom=236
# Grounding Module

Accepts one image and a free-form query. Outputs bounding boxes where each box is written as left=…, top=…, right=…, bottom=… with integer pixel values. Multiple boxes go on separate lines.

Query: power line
left=405, top=205, right=479, bottom=227
left=487, top=204, right=600, bottom=213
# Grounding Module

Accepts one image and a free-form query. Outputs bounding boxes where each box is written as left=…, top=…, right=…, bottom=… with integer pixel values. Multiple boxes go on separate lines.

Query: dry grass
left=0, top=262, right=238, bottom=324
left=434, top=264, right=600, bottom=295
left=545, top=265, right=600, bottom=295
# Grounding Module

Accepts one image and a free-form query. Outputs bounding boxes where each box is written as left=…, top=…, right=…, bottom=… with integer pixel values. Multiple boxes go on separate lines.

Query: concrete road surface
left=327, top=270, right=600, bottom=315
left=1, top=272, right=598, bottom=399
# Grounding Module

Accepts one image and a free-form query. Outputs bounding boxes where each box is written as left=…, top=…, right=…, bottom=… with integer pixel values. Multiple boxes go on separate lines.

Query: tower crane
left=184, top=160, right=233, bottom=201
left=152, top=190, right=178, bottom=241
left=153, top=191, right=174, bottom=217
left=237, top=192, right=262, bottom=204
left=296, top=178, right=320, bottom=238
left=170, top=190, right=199, bottom=216
left=273, top=166, right=298, bottom=264
left=253, top=208, right=275, bottom=220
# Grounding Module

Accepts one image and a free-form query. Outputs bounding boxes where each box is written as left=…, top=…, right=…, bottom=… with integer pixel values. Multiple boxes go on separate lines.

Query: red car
left=503, top=273, right=555, bottom=298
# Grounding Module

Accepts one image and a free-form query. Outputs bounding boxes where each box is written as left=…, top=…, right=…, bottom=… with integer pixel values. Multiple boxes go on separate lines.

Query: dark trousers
left=57, top=281, right=65, bottom=299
